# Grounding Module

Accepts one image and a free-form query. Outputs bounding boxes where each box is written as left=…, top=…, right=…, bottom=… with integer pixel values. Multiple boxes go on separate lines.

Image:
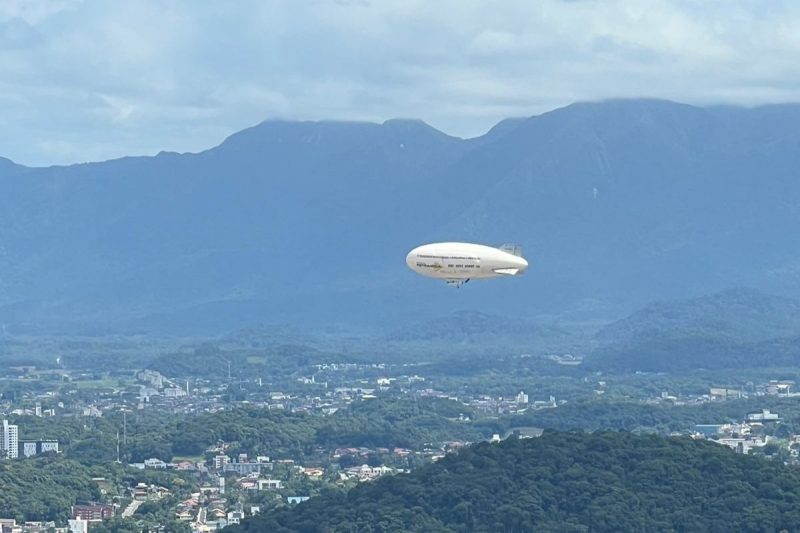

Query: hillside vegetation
left=229, top=431, right=800, bottom=533
left=587, top=288, right=800, bottom=372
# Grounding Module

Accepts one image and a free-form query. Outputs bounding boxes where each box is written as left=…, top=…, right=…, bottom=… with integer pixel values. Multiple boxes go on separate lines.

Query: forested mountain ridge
left=5, top=100, right=800, bottom=334
left=588, top=288, right=800, bottom=371
left=228, top=430, right=800, bottom=532
left=596, top=288, right=800, bottom=344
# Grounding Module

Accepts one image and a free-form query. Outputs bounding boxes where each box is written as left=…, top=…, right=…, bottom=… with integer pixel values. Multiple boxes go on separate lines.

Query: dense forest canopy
left=229, top=431, right=800, bottom=533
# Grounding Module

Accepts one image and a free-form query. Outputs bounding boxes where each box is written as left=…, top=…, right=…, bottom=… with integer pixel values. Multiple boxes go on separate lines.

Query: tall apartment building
left=1, top=420, right=18, bottom=459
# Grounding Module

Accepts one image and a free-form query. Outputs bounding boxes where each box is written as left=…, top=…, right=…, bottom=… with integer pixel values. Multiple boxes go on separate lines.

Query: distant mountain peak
left=381, top=117, right=430, bottom=127
left=380, top=117, right=450, bottom=133
left=215, top=117, right=455, bottom=154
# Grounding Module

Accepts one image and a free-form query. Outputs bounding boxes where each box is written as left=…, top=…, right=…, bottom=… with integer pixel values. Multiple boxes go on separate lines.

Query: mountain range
left=3, top=99, right=800, bottom=335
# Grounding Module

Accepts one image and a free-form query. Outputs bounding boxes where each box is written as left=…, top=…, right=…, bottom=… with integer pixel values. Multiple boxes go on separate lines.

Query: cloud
left=2, top=0, right=800, bottom=165
left=0, top=0, right=83, bottom=25
left=0, top=18, right=42, bottom=49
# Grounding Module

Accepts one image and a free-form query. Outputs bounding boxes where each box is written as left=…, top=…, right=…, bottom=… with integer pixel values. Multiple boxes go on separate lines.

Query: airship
left=406, top=242, right=528, bottom=287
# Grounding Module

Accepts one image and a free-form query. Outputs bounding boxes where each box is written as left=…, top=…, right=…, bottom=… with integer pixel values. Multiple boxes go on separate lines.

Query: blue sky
left=1, top=0, right=799, bottom=166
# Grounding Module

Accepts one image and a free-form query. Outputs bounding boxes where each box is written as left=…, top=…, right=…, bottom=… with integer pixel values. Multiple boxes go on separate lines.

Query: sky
left=2, top=0, right=800, bottom=166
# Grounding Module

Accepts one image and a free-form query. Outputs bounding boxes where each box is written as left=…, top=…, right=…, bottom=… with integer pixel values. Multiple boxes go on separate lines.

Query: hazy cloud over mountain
left=3, top=0, right=800, bottom=165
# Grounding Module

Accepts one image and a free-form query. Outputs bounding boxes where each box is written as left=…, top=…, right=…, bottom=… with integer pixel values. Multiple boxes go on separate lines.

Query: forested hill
left=228, top=431, right=800, bottom=533
left=587, top=288, right=800, bottom=372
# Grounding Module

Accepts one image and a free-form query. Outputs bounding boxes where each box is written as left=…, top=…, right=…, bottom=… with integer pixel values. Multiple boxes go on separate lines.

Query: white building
left=227, top=511, right=244, bottom=525
left=68, top=518, right=88, bottom=533
left=1, top=420, right=18, bottom=459
left=257, top=479, right=283, bottom=490
left=20, top=440, right=59, bottom=457
left=22, top=442, right=37, bottom=458
left=164, top=387, right=187, bottom=398
left=82, top=406, right=102, bottom=417
left=144, top=458, right=168, bottom=469
left=747, top=409, right=782, bottom=422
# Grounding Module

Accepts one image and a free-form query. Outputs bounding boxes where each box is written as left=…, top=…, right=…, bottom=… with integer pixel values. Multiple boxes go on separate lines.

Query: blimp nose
left=406, top=249, right=416, bottom=269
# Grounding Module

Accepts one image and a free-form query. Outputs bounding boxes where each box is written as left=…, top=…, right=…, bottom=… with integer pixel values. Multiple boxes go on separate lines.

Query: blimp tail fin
left=493, top=267, right=521, bottom=276
left=498, top=243, right=523, bottom=257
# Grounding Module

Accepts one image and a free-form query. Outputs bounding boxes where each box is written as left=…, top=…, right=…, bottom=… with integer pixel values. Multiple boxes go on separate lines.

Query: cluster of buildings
left=705, top=380, right=797, bottom=401
left=0, top=504, right=113, bottom=533
left=219, top=454, right=272, bottom=476
left=652, top=380, right=800, bottom=406
left=173, top=472, right=286, bottom=531
left=177, top=496, right=259, bottom=532
left=0, top=519, right=60, bottom=533
left=5, top=402, right=54, bottom=418
left=694, top=422, right=770, bottom=454
left=694, top=409, right=786, bottom=454
left=0, top=420, right=58, bottom=459
left=339, top=464, right=396, bottom=482
left=136, top=370, right=190, bottom=406
left=462, top=391, right=557, bottom=415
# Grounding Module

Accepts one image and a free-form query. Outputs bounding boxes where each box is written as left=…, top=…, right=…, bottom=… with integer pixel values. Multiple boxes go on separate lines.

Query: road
left=121, top=499, right=143, bottom=518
